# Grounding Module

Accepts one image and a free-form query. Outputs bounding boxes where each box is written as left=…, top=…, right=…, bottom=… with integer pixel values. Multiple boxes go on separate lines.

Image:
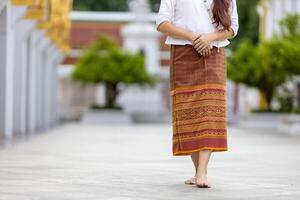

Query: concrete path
left=0, top=123, right=300, bottom=200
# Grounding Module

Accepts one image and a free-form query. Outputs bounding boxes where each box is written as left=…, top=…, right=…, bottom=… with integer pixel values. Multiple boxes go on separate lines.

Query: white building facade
left=0, top=0, right=71, bottom=142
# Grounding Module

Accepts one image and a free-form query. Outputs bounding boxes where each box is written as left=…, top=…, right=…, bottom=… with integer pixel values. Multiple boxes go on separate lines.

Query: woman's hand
left=157, top=21, right=200, bottom=44
left=192, top=34, right=214, bottom=56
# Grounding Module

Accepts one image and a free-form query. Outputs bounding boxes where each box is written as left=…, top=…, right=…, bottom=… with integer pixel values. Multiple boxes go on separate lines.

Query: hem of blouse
left=165, top=40, right=231, bottom=48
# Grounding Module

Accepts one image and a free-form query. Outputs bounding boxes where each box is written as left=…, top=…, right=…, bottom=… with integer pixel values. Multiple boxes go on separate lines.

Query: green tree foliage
left=72, top=35, right=156, bottom=109
left=149, top=0, right=160, bottom=12
left=228, top=14, right=300, bottom=111
left=229, top=0, right=260, bottom=49
left=279, top=13, right=300, bottom=38
left=72, top=0, right=161, bottom=12
left=73, top=0, right=129, bottom=12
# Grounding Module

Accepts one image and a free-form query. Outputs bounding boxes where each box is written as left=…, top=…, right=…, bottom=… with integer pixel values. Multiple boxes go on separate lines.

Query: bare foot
left=196, top=168, right=210, bottom=188
left=184, top=176, right=196, bottom=185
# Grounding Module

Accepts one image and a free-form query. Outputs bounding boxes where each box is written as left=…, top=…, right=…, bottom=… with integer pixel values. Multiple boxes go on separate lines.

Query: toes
left=196, top=184, right=205, bottom=188
left=196, top=183, right=211, bottom=188
left=184, top=177, right=196, bottom=185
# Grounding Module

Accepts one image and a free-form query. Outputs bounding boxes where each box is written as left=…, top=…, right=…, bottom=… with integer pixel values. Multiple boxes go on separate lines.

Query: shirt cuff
left=211, top=41, right=219, bottom=47
left=230, top=25, right=239, bottom=38
left=156, top=17, right=171, bottom=29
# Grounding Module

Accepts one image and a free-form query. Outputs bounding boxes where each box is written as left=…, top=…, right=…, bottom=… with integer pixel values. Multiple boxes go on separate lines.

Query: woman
left=156, top=0, right=239, bottom=188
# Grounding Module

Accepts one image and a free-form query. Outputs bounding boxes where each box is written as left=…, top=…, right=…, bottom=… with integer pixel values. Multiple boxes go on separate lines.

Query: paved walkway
left=0, top=123, right=300, bottom=200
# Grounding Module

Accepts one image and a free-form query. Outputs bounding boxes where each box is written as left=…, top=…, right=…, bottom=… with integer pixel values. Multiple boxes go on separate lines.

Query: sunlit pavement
left=0, top=123, right=300, bottom=200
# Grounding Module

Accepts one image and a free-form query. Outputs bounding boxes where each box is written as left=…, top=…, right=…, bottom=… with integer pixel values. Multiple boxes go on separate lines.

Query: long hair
left=212, top=0, right=232, bottom=30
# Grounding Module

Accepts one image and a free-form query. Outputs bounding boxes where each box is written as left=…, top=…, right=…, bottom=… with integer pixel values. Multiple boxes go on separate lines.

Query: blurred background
left=0, top=0, right=300, bottom=199
left=1, top=0, right=300, bottom=141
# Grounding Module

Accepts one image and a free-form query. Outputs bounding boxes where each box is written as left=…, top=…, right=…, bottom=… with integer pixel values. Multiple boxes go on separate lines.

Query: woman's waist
left=166, top=37, right=230, bottom=47
left=170, top=44, right=225, bottom=60
left=171, top=44, right=225, bottom=51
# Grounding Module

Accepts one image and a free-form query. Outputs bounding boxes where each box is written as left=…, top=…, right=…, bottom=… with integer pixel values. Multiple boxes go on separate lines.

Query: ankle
left=197, top=165, right=206, bottom=172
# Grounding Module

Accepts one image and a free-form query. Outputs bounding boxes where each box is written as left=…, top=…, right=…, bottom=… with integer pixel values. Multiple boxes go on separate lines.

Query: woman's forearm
left=192, top=28, right=235, bottom=54
left=157, top=21, right=234, bottom=43
left=157, top=21, right=197, bottom=42
left=209, top=28, right=235, bottom=42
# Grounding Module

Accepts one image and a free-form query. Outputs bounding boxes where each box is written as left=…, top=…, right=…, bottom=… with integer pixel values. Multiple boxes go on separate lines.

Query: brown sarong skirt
left=170, top=44, right=228, bottom=156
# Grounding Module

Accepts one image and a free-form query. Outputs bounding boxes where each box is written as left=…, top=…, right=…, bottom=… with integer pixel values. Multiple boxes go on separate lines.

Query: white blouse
left=156, top=0, right=239, bottom=47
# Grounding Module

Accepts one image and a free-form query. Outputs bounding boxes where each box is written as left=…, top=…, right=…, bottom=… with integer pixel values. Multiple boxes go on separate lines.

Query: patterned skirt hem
left=173, top=147, right=228, bottom=156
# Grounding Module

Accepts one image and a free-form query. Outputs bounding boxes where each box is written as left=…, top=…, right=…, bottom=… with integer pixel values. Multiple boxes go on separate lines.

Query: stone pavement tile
left=0, top=123, right=300, bottom=200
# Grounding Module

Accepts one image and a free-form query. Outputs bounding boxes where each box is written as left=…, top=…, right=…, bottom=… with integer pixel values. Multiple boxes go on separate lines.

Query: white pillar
left=1, top=1, right=64, bottom=138
left=297, top=0, right=300, bottom=14
left=1, top=3, right=30, bottom=139
left=0, top=6, right=6, bottom=138
left=51, top=51, right=64, bottom=126
left=13, top=20, right=36, bottom=136
left=44, top=44, right=60, bottom=129
left=36, top=44, right=45, bottom=130
left=0, top=0, right=7, bottom=13
left=39, top=37, right=53, bottom=130
left=27, top=30, right=45, bottom=134
left=7, top=4, right=32, bottom=138
left=4, top=3, right=16, bottom=139
left=285, top=0, right=292, bottom=12
left=265, top=0, right=274, bottom=39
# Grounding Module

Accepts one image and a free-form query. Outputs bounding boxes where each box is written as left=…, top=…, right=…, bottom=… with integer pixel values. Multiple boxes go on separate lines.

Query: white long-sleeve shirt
left=156, top=0, right=239, bottom=47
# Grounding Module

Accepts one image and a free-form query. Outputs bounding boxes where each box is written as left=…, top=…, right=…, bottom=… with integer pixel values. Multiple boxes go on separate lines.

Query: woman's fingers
left=196, top=44, right=205, bottom=52
left=193, top=37, right=204, bottom=49
left=198, top=47, right=212, bottom=57
left=192, top=35, right=201, bottom=45
left=192, top=34, right=201, bottom=42
left=206, top=48, right=211, bottom=56
left=198, top=48, right=206, bottom=56
left=197, top=43, right=209, bottom=52
left=194, top=40, right=210, bottom=52
left=193, top=35, right=202, bottom=44
left=205, top=47, right=212, bottom=56
left=192, top=35, right=213, bottom=57
left=203, top=49, right=209, bottom=57
left=194, top=40, right=207, bottom=50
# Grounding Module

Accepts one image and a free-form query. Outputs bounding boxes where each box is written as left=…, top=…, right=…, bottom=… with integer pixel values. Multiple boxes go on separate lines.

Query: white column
left=36, top=44, right=44, bottom=130
left=0, top=6, right=6, bottom=138
left=265, top=0, right=274, bottom=39
left=13, top=20, right=36, bottom=136
left=44, top=44, right=58, bottom=129
left=275, top=0, right=285, bottom=34
left=2, top=3, right=30, bottom=139
left=1, top=2, right=65, bottom=138
left=8, top=5, right=32, bottom=138
left=0, top=0, right=7, bottom=13
left=39, top=37, right=52, bottom=130
left=297, top=0, right=300, bottom=14
left=4, top=3, right=16, bottom=139
left=51, top=50, right=64, bottom=127
left=27, top=30, right=45, bottom=134
left=285, top=0, right=292, bottom=13
left=12, top=24, right=22, bottom=136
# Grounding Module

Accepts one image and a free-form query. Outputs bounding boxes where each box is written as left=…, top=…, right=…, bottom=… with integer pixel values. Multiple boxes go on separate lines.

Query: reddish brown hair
left=212, top=0, right=232, bottom=30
